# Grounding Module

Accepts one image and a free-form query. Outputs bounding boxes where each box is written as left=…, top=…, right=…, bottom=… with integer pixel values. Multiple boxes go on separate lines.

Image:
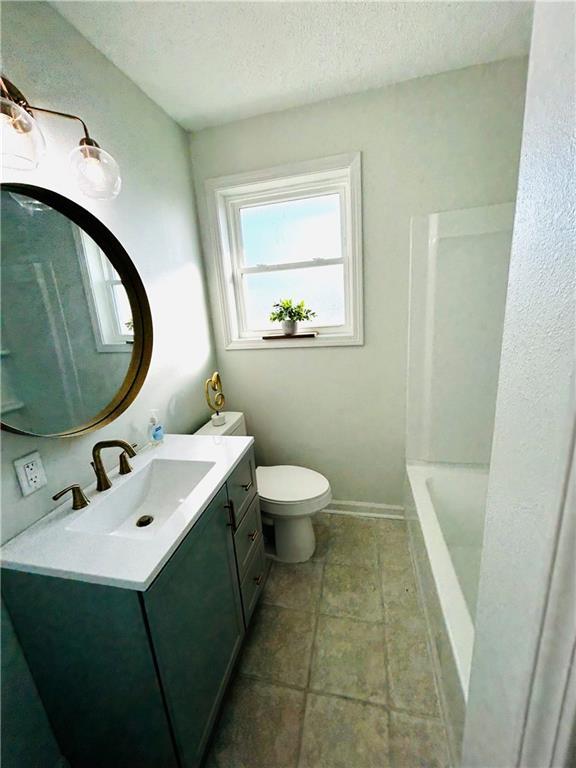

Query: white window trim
left=205, top=152, right=363, bottom=350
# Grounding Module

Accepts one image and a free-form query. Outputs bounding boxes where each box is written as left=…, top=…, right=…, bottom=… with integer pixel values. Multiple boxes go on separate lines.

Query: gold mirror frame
left=1, top=183, right=153, bottom=438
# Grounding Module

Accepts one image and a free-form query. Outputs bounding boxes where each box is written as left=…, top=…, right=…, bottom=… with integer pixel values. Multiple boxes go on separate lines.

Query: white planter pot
left=282, top=319, right=297, bottom=336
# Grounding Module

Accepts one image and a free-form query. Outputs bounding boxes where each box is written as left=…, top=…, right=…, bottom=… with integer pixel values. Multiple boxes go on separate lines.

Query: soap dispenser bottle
left=148, top=409, right=164, bottom=445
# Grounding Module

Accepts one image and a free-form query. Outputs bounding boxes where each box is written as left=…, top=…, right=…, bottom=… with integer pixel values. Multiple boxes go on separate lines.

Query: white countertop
left=1, top=435, right=254, bottom=591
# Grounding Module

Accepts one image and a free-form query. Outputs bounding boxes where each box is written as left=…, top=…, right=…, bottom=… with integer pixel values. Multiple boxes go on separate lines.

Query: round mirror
left=1, top=184, right=153, bottom=437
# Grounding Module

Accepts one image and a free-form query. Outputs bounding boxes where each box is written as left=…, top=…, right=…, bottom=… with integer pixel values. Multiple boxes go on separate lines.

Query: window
left=74, top=228, right=134, bottom=351
left=206, top=153, right=363, bottom=349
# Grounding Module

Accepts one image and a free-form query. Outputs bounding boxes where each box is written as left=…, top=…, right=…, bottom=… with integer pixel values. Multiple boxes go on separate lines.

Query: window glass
left=240, top=194, right=342, bottom=267
left=112, top=283, right=133, bottom=334
left=243, top=264, right=345, bottom=330
left=78, top=230, right=133, bottom=346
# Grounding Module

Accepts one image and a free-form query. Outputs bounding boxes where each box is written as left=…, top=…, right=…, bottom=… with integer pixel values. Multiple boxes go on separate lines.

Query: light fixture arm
left=1, top=73, right=121, bottom=198
left=0, top=75, right=92, bottom=141
left=25, top=105, right=91, bottom=141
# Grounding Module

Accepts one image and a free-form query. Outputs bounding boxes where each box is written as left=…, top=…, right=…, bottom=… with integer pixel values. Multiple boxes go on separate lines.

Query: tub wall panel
left=404, top=475, right=466, bottom=765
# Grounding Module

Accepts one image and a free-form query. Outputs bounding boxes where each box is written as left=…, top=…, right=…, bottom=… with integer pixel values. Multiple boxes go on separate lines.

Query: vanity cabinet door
left=234, top=493, right=263, bottom=578
left=1, top=572, right=178, bottom=768
left=143, top=485, right=244, bottom=768
left=226, top=447, right=257, bottom=527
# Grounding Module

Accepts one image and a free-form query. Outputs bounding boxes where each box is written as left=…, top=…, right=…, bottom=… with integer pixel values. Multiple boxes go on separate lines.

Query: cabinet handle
left=248, top=530, right=258, bottom=542
left=254, top=574, right=263, bottom=586
left=242, top=480, right=253, bottom=492
left=225, top=500, right=235, bottom=527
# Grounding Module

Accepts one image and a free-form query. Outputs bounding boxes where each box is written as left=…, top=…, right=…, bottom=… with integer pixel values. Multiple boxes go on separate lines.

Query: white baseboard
left=326, top=499, right=404, bottom=520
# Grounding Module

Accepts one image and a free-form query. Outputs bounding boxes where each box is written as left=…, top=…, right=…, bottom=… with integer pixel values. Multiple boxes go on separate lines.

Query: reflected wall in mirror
left=1, top=184, right=153, bottom=437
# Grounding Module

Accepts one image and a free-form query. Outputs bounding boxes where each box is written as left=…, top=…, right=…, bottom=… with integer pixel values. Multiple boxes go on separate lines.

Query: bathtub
left=406, top=462, right=488, bottom=699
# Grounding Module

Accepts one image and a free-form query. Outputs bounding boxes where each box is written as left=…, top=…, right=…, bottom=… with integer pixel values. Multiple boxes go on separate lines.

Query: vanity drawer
left=234, top=494, right=263, bottom=579
left=240, top=543, right=266, bottom=627
left=227, top=448, right=257, bottom=528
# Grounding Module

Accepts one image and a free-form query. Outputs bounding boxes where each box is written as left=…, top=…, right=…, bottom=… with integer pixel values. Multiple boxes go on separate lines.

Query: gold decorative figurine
left=205, top=371, right=226, bottom=426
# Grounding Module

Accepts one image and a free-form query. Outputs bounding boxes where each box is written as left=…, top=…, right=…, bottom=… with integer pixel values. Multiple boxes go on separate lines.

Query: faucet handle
left=119, top=443, right=138, bottom=475
left=53, top=484, right=90, bottom=510
left=119, top=451, right=133, bottom=475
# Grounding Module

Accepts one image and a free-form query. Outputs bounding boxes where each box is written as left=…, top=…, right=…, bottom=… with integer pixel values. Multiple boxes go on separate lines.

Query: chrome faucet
left=91, top=439, right=137, bottom=491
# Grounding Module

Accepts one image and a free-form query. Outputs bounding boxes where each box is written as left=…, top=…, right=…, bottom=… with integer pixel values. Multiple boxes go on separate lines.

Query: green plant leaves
left=269, top=298, right=317, bottom=322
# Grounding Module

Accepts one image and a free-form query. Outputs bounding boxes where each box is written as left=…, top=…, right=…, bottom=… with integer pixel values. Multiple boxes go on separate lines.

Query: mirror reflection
left=1, top=189, right=135, bottom=435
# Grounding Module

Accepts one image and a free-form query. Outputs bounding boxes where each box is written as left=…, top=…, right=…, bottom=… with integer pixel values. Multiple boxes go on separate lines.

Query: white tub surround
left=1, top=435, right=253, bottom=590
left=406, top=462, right=488, bottom=764
left=425, top=468, right=488, bottom=619
left=408, top=203, right=514, bottom=467
left=407, top=463, right=487, bottom=696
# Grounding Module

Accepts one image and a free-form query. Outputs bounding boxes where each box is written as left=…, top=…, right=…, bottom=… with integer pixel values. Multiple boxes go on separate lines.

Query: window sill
left=225, top=332, right=363, bottom=350
left=261, top=331, right=318, bottom=340
left=96, top=342, right=134, bottom=353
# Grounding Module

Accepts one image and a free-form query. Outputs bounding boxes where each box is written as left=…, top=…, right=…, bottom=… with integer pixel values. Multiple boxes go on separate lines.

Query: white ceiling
left=52, top=1, right=533, bottom=131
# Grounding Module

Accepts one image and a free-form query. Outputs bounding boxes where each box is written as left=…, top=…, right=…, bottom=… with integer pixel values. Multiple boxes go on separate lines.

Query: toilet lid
left=256, top=465, right=330, bottom=504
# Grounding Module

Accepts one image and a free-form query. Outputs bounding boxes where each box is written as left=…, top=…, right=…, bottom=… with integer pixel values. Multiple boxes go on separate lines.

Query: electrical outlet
left=14, top=451, right=47, bottom=497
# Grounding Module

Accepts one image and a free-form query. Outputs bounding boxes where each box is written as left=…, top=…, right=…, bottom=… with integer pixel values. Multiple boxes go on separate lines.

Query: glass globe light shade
left=69, top=141, right=122, bottom=199
left=0, top=97, right=46, bottom=170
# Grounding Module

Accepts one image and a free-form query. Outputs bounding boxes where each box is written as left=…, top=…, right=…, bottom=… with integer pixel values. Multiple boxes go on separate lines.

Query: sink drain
left=136, top=515, right=154, bottom=528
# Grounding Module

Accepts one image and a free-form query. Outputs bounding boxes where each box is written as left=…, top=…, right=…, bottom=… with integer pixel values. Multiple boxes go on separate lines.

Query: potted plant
left=269, top=299, right=317, bottom=336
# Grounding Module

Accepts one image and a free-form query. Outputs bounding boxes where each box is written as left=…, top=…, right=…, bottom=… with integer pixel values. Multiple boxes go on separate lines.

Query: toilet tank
left=194, top=411, right=247, bottom=437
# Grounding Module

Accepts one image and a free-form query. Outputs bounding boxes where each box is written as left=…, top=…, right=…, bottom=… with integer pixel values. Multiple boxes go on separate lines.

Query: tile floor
left=205, top=513, right=450, bottom=768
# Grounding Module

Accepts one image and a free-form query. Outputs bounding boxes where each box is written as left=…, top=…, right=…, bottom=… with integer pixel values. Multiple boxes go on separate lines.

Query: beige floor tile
left=312, top=520, right=332, bottom=562
left=381, top=563, right=421, bottom=612
left=321, top=562, right=383, bottom=622
left=329, top=512, right=377, bottom=524
left=206, top=677, right=305, bottom=768
left=315, top=511, right=334, bottom=526
left=375, top=518, right=408, bottom=537
left=327, top=516, right=380, bottom=567
left=389, top=711, right=450, bottom=768
left=240, top=605, right=315, bottom=687
left=310, top=615, right=387, bottom=705
left=263, top=560, right=323, bottom=612
left=207, top=515, right=445, bottom=766
left=378, top=520, right=420, bottom=610
left=378, top=520, right=411, bottom=567
left=380, top=542, right=420, bottom=609
left=299, top=693, right=390, bottom=768
left=385, top=602, right=440, bottom=718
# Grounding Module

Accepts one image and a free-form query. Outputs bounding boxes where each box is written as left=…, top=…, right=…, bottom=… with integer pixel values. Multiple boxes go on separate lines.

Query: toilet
left=195, top=412, right=332, bottom=562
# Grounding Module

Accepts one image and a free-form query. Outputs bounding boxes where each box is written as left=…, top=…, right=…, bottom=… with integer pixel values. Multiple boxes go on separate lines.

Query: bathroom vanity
left=2, top=436, right=266, bottom=768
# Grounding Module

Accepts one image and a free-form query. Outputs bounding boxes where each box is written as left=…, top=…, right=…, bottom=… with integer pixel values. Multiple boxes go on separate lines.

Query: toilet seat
left=256, top=465, right=332, bottom=517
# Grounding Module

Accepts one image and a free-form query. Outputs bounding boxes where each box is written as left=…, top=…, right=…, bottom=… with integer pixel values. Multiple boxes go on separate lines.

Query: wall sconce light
left=0, top=75, right=121, bottom=199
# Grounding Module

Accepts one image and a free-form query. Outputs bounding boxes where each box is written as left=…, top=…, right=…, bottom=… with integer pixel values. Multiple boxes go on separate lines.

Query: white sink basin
left=1, top=434, right=254, bottom=590
left=67, top=459, right=215, bottom=539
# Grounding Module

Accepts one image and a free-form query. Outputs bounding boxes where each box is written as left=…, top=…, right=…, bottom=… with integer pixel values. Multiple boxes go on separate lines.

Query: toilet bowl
left=195, top=412, right=332, bottom=562
left=256, top=465, right=332, bottom=563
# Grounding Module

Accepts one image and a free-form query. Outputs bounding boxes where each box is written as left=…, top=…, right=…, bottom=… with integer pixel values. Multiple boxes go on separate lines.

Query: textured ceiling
left=52, top=1, right=533, bottom=131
